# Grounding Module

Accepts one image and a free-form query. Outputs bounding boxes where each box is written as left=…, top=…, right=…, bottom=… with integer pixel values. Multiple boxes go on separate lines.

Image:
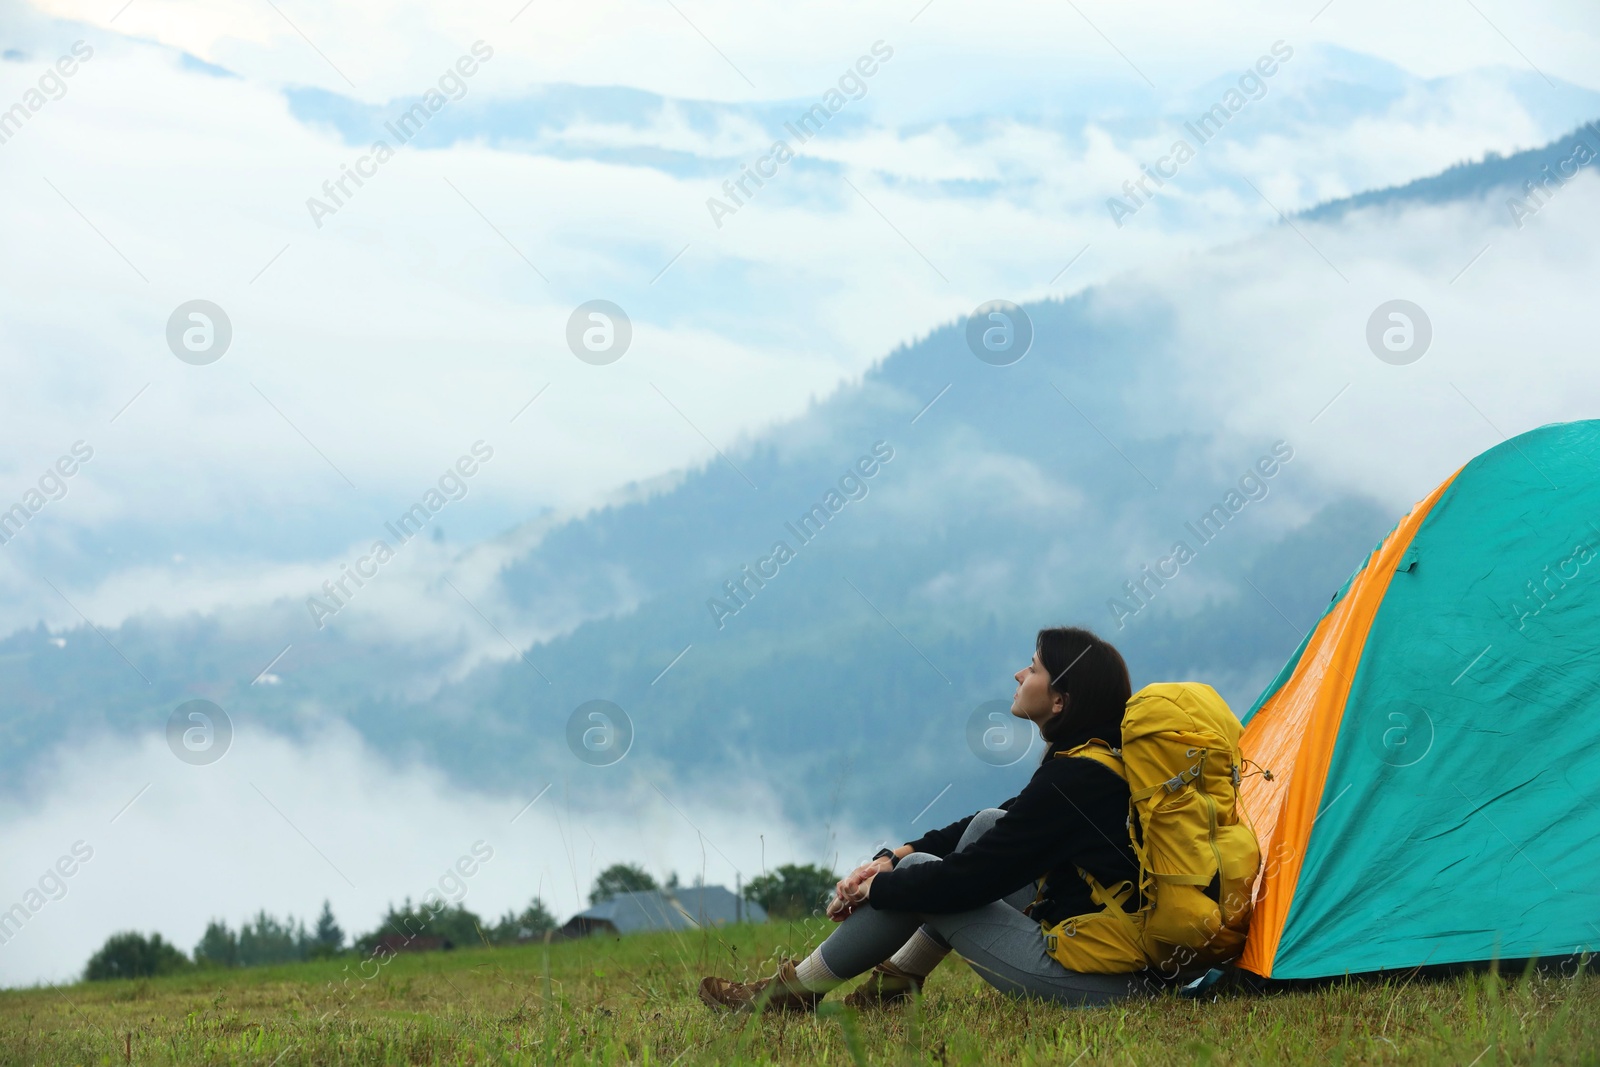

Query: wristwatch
left=872, top=847, right=898, bottom=868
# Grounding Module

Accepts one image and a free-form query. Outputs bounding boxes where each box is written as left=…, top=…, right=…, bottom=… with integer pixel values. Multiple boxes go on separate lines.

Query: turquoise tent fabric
left=1259, top=419, right=1600, bottom=978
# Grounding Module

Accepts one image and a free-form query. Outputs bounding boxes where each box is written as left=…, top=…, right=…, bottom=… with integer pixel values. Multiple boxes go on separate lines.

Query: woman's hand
left=828, top=857, right=890, bottom=921
left=828, top=866, right=870, bottom=921
left=836, top=860, right=881, bottom=897
left=831, top=872, right=875, bottom=919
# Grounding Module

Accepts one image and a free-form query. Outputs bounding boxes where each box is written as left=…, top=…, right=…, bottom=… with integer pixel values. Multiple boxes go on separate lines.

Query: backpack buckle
left=1164, top=761, right=1204, bottom=793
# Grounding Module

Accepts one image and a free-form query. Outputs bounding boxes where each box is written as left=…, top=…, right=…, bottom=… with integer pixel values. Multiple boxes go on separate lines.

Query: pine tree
left=237, top=910, right=300, bottom=966
left=194, top=920, right=238, bottom=968
left=490, top=898, right=557, bottom=943
left=312, top=899, right=344, bottom=956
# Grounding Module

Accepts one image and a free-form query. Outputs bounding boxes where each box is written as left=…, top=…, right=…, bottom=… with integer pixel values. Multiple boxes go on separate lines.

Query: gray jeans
left=816, top=808, right=1150, bottom=1006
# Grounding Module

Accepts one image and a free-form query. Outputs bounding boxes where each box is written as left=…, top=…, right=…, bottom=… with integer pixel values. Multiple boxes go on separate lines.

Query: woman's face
left=1011, top=648, right=1065, bottom=729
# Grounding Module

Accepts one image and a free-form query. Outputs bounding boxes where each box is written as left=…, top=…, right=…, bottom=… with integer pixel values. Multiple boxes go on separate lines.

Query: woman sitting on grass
left=699, top=625, right=1154, bottom=1012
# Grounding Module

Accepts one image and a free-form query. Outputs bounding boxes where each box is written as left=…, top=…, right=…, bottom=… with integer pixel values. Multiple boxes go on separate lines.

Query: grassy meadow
left=1, top=918, right=1596, bottom=1065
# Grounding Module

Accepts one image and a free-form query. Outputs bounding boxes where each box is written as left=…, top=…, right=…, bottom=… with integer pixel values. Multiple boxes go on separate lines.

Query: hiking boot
left=698, top=958, right=822, bottom=1013
left=842, top=961, right=922, bottom=1009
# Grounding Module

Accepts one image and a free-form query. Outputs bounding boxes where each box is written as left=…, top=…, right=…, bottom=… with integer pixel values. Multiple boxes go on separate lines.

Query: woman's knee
left=958, top=808, right=1009, bottom=846
left=895, top=851, right=938, bottom=870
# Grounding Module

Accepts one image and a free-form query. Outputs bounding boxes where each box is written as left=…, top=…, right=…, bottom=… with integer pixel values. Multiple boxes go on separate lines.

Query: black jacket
left=867, top=725, right=1141, bottom=928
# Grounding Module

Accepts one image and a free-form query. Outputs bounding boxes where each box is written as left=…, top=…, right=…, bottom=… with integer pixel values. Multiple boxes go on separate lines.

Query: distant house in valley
left=558, top=886, right=766, bottom=939
left=674, top=886, right=763, bottom=928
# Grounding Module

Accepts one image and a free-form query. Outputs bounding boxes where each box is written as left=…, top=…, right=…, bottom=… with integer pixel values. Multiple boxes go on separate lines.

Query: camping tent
left=1237, top=418, right=1600, bottom=980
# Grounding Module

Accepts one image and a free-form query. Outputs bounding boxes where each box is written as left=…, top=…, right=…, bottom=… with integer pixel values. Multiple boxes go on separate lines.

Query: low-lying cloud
left=0, top=720, right=863, bottom=988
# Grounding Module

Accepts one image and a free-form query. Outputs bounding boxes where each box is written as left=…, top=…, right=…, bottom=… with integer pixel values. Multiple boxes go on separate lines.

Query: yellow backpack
left=1046, top=682, right=1261, bottom=975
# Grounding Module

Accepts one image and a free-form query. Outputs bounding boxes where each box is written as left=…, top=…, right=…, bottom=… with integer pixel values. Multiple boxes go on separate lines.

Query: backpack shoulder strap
left=1053, top=738, right=1126, bottom=780
left=1025, top=738, right=1127, bottom=917
left=1036, top=741, right=1145, bottom=923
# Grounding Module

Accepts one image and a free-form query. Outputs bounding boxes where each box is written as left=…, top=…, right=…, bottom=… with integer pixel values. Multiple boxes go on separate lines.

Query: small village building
left=558, top=886, right=766, bottom=939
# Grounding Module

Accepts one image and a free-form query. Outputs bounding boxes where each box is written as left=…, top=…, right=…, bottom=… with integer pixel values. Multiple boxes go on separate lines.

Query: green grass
left=1, top=920, right=1596, bottom=1065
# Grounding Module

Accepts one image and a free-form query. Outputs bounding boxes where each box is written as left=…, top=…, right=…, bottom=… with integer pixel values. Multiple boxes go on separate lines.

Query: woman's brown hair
left=1035, top=625, right=1132, bottom=759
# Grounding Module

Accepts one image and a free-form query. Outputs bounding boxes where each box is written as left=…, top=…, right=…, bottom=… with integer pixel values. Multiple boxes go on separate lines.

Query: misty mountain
left=9, top=116, right=1586, bottom=841
left=1300, top=117, right=1600, bottom=225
